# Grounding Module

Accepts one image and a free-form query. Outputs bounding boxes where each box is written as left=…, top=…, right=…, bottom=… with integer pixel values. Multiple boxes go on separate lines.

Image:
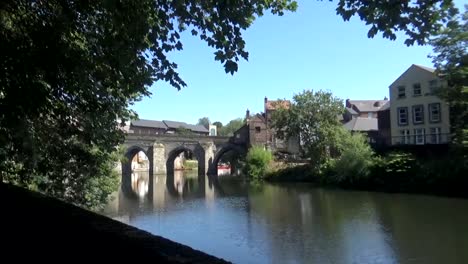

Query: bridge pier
left=152, top=143, right=166, bottom=174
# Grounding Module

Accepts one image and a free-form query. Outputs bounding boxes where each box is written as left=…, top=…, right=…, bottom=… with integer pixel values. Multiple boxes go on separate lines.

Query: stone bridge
left=122, top=132, right=248, bottom=178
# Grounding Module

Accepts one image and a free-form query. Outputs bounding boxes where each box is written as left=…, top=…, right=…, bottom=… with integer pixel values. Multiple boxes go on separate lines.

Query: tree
left=429, top=7, right=468, bottom=148
left=175, top=127, right=195, bottom=136
left=219, top=118, right=245, bottom=136
left=336, top=0, right=458, bottom=46
left=0, top=0, right=297, bottom=208
left=271, top=90, right=344, bottom=167
left=197, top=117, right=211, bottom=130
left=212, top=121, right=223, bottom=130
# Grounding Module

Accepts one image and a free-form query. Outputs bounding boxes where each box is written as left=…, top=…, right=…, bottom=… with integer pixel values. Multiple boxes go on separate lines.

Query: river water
left=103, top=171, right=468, bottom=264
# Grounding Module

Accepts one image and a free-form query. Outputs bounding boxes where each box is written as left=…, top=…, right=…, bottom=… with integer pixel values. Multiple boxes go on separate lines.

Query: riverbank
left=0, top=183, right=229, bottom=263
left=266, top=152, right=468, bottom=199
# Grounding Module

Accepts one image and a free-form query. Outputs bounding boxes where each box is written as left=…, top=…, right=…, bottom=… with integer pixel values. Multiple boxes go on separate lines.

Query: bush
left=183, top=160, right=198, bottom=170
left=245, top=146, right=273, bottom=180
left=328, top=128, right=375, bottom=186
left=369, top=151, right=421, bottom=191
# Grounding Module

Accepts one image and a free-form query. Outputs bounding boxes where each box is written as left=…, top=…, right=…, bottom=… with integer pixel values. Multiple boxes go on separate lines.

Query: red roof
left=265, top=100, right=291, bottom=110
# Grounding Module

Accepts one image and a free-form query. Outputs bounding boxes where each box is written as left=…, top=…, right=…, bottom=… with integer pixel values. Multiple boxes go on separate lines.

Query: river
left=103, top=171, right=468, bottom=264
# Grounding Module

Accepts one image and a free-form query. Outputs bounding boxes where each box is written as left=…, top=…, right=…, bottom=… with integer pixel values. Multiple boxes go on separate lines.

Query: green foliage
left=329, top=128, right=375, bottom=185
left=245, top=146, right=273, bottom=180
left=183, top=160, right=198, bottom=170
left=271, top=90, right=344, bottom=167
left=219, top=118, right=245, bottom=136
left=430, top=8, right=468, bottom=148
left=336, top=0, right=458, bottom=45
left=175, top=127, right=195, bottom=136
left=197, top=117, right=210, bottom=129
left=212, top=121, right=223, bottom=130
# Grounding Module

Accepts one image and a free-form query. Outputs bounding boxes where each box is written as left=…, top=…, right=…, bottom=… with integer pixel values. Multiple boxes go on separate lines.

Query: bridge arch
left=209, top=143, right=247, bottom=176
left=121, top=145, right=153, bottom=197
left=165, top=144, right=206, bottom=197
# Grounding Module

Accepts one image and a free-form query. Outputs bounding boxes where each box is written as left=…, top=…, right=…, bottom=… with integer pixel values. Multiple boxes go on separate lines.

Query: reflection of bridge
left=122, top=132, right=248, bottom=177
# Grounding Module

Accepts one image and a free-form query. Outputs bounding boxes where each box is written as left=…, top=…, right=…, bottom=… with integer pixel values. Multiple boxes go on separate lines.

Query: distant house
left=163, top=120, right=209, bottom=136
left=130, top=119, right=167, bottom=135
left=243, top=97, right=300, bottom=154
left=342, top=98, right=389, bottom=144
left=129, top=119, right=209, bottom=136
left=389, top=64, right=450, bottom=145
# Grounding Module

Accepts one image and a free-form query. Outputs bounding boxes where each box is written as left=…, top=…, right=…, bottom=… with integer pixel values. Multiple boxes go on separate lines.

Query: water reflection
left=104, top=177, right=468, bottom=264
left=131, top=171, right=149, bottom=198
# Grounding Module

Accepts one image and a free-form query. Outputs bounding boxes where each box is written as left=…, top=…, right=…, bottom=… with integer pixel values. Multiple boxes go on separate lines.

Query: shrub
left=370, top=151, right=421, bottom=191
left=245, top=145, right=273, bottom=180
left=329, top=128, right=375, bottom=186
left=183, top=160, right=198, bottom=170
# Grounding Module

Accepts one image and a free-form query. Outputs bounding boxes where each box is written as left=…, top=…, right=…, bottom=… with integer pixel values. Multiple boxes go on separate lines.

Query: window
left=399, top=129, right=411, bottom=144
left=412, top=105, right=424, bottom=124
left=429, top=127, right=441, bottom=144
left=210, top=128, right=216, bottom=136
left=413, top=83, right=421, bottom=96
left=429, top=79, right=439, bottom=94
left=255, top=126, right=261, bottom=133
left=368, top=112, right=374, bottom=118
left=414, top=128, right=425, bottom=145
left=397, top=86, right=406, bottom=99
left=397, top=107, right=408, bottom=126
left=429, top=103, right=441, bottom=123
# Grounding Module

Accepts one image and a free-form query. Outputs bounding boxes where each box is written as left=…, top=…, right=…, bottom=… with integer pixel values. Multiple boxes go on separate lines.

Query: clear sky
left=131, top=0, right=464, bottom=125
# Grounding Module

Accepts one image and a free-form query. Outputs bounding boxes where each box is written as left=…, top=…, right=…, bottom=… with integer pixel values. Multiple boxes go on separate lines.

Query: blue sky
left=131, top=0, right=463, bottom=125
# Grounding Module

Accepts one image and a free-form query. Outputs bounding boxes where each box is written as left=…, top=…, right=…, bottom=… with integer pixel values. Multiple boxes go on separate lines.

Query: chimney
left=345, top=99, right=351, bottom=108
left=246, top=108, right=250, bottom=121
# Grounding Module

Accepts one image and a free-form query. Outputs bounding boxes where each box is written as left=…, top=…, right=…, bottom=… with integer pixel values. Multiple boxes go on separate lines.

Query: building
left=129, top=119, right=209, bottom=136
left=342, top=99, right=389, bottom=144
left=389, top=64, right=450, bottom=145
left=130, top=119, right=167, bottom=135
left=208, top=124, right=217, bottom=136
left=244, top=97, right=300, bottom=154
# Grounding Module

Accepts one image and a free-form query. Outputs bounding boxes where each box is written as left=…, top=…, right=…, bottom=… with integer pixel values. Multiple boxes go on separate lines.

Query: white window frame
left=412, top=105, right=424, bottom=124
left=429, top=79, right=439, bottom=94
left=429, top=127, right=441, bottom=144
left=429, top=103, right=441, bottom=123
left=398, top=107, right=408, bottom=126
left=399, top=129, right=411, bottom=144
left=414, top=128, right=425, bottom=145
left=413, top=83, right=421, bottom=96
left=397, top=86, right=406, bottom=99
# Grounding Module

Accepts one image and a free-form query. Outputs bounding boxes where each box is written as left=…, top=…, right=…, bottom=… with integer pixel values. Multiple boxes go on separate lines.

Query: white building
left=389, top=64, right=450, bottom=145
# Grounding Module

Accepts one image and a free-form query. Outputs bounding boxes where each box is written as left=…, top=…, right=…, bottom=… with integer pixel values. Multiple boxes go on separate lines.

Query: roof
left=162, top=120, right=209, bottom=133
left=389, top=64, right=436, bottom=88
left=186, top=124, right=209, bottom=133
left=378, top=101, right=390, bottom=111
left=345, top=107, right=358, bottom=115
left=414, top=64, right=435, bottom=73
left=349, top=100, right=389, bottom=112
left=131, top=119, right=167, bottom=129
left=343, top=117, right=378, bottom=131
left=265, top=100, right=291, bottom=111
left=162, top=120, right=188, bottom=129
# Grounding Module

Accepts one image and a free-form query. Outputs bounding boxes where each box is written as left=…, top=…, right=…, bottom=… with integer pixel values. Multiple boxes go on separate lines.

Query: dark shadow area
left=0, top=183, right=228, bottom=263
